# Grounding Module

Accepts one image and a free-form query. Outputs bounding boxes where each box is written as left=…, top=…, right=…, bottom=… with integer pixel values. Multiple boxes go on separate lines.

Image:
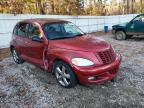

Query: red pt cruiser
left=10, top=19, right=121, bottom=88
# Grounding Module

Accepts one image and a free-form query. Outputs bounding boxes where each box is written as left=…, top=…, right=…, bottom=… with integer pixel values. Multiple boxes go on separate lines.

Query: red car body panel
left=73, top=54, right=121, bottom=84
left=10, top=19, right=121, bottom=85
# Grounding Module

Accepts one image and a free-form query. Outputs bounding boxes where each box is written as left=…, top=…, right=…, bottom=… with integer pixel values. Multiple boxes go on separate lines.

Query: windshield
left=43, top=22, right=85, bottom=40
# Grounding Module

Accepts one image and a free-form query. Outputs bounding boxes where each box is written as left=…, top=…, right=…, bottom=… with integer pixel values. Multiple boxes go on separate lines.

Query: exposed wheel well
left=52, top=59, right=70, bottom=73
left=10, top=45, right=14, bottom=52
left=53, top=58, right=73, bottom=67
left=53, top=59, right=64, bottom=64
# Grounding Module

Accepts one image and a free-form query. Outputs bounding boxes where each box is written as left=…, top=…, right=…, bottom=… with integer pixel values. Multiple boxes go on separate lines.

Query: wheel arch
left=51, top=57, right=79, bottom=84
left=10, top=45, right=15, bottom=52
left=115, top=28, right=126, bottom=33
left=50, top=56, right=73, bottom=74
left=48, top=54, right=78, bottom=77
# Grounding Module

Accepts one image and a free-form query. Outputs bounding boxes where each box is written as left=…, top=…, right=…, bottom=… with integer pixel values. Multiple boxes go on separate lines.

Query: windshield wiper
left=74, top=33, right=86, bottom=37
left=51, top=33, right=86, bottom=40
left=51, top=36, right=75, bottom=40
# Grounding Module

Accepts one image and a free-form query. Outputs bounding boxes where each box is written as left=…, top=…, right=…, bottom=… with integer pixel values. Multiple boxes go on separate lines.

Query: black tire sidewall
left=53, top=61, right=77, bottom=88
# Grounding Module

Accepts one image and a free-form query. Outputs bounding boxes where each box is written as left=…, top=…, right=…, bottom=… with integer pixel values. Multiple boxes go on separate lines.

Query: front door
left=127, top=15, right=144, bottom=35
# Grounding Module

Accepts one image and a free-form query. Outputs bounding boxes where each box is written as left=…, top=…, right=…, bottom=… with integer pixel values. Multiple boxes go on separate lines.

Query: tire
left=11, top=48, right=25, bottom=64
left=111, top=77, right=117, bottom=82
left=53, top=61, right=77, bottom=88
left=115, top=31, right=127, bottom=40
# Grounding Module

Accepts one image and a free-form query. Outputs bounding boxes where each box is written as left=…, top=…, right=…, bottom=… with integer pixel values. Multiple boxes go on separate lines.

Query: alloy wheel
left=12, top=49, right=19, bottom=63
left=55, top=65, right=71, bottom=87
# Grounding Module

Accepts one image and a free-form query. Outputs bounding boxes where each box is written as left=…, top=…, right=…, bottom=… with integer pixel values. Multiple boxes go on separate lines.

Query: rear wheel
left=53, top=61, right=77, bottom=88
left=115, top=31, right=127, bottom=40
left=11, top=48, right=25, bottom=64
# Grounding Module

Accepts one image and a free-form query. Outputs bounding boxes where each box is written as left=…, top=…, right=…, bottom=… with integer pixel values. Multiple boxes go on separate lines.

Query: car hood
left=113, top=22, right=128, bottom=28
left=49, top=34, right=111, bottom=52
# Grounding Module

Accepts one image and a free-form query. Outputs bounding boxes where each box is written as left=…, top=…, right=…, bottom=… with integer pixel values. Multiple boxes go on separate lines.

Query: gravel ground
left=0, top=35, right=144, bottom=108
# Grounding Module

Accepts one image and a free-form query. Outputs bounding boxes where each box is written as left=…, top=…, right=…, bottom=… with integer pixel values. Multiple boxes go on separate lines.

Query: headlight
left=71, top=58, right=94, bottom=66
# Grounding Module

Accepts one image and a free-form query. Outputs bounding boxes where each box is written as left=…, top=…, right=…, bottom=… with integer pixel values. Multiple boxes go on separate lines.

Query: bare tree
left=35, top=0, right=45, bottom=14
left=126, top=0, right=129, bottom=14
left=131, top=0, right=135, bottom=14
left=140, top=0, right=143, bottom=13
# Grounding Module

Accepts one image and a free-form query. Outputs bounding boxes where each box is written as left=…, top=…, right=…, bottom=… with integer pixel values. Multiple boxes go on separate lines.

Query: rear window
left=28, top=24, right=41, bottom=38
left=13, top=24, right=19, bottom=35
left=17, top=23, right=28, bottom=37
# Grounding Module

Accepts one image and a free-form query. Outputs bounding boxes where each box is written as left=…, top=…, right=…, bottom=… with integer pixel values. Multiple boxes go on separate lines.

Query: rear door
left=24, top=23, right=46, bottom=68
left=14, top=23, right=29, bottom=57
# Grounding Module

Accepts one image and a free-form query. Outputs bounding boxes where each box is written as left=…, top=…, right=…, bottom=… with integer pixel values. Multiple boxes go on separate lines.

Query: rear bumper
left=73, top=54, right=121, bottom=84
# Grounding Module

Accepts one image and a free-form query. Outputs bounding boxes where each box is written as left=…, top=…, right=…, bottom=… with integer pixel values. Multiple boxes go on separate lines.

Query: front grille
left=98, top=48, right=116, bottom=65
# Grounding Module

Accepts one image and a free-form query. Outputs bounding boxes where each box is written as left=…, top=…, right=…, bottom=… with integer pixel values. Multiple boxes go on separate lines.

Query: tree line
left=0, top=0, right=143, bottom=16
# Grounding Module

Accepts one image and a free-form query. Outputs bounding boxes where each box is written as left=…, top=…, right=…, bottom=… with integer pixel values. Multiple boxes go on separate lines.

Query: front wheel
left=53, top=61, right=77, bottom=88
left=115, top=31, right=127, bottom=40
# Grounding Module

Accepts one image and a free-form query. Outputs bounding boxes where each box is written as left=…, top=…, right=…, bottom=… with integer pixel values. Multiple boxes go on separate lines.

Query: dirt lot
left=0, top=35, right=144, bottom=108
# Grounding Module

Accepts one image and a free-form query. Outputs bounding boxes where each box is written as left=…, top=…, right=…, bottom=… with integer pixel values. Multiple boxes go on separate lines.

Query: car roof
left=137, top=14, right=144, bottom=16
left=19, top=18, right=67, bottom=25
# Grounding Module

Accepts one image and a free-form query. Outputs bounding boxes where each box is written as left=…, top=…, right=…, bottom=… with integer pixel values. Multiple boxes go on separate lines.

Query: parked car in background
left=112, top=14, right=144, bottom=40
left=10, top=19, right=121, bottom=88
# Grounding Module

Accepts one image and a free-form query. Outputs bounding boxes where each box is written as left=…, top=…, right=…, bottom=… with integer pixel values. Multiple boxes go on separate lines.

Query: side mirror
left=32, top=36, right=42, bottom=42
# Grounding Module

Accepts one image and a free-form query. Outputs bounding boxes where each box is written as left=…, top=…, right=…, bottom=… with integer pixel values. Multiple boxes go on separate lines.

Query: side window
left=28, top=24, right=41, bottom=38
left=141, top=16, right=144, bottom=22
left=133, top=15, right=144, bottom=22
left=17, top=23, right=28, bottom=37
left=133, top=16, right=141, bottom=23
left=13, top=24, right=19, bottom=35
